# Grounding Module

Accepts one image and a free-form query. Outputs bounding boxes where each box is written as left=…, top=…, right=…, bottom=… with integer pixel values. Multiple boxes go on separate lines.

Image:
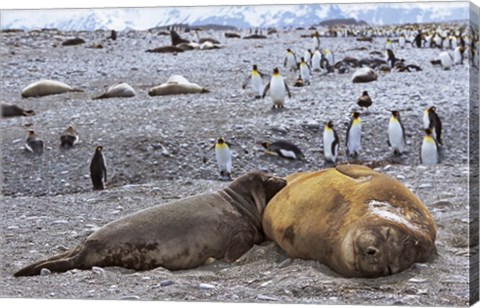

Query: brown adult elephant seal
left=14, top=171, right=287, bottom=276
left=21, top=80, right=83, bottom=98
left=1, top=103, right=35, bottom=118
left=262, top=165, right=436, bottom=278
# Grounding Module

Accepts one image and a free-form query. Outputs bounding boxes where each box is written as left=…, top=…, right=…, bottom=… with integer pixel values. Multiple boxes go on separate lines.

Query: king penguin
left=214, top=137, right=233, bottom=180
left=262, top=68, right=291, bottom=109
left=423, top=106, right=443, bottom=145
left=420, top=129, right=440, bottom=165
left=242, top=64, right=267, bottom=99
left=25, top=130, right=43, bottom=155
left=399, top=33, right=406, bottom=49
left=311, top=49, right=322, bottom=72
left=388, top=110, right=406, bottom=155
left=346, top=112, right=362, bottom=158
left=439, top=51, right=453, bottom=70
left=323, top=121, right=339, bottom=164
left=299, top=57, right=311, bottom=85
left=258, top=140, right=304, bottom=160
left=304, top=49, right=313, bottom=64
left=60, top=126, right=79, bottom=148
left=90, top=146, right=107, bottom=190
left=284, top=49, right=298, bottom=72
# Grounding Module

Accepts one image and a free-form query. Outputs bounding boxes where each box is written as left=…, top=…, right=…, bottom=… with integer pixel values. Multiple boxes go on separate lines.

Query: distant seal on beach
left=263, top=165, right=437, bottom=278
left=93, top=82, right=136, bottom=99
left=351, top=67, right=378, bottom=83
left=148, top=75, right=209, bottom=96
left=14, top=171, right=287, bottom=276
left=61, top=37, right=85, bottom=46
left=1, top=104, right=35, bottom=118
left=21, top=80, right=83, bottom=98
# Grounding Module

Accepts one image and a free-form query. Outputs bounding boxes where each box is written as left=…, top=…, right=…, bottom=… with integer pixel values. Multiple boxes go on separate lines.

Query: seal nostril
left=365, top=247, right=378, bottom=256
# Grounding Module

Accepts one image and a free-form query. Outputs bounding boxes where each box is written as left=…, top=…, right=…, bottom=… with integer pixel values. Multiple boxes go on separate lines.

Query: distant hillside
left=319, top=18, right=368, bottom=27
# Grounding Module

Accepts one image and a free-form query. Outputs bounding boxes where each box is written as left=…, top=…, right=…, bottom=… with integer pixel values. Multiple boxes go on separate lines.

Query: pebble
left=199, top=283, right=216, bottom=290
left=40, top=268, right=51, bottom=276
left=257, top=294, right=279, bottom=301
left=160, top=280, right=175, bottom=287
left=92, top=266, right=106, bottom=276
left=231, top=294, right=240, bottom=300
left=119, top=295, right=140, bottom=300
left=408, top=278, right=427, bottom=283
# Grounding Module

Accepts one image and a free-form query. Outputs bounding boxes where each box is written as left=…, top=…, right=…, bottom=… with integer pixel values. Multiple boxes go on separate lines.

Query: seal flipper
left=14, top=245, right=91, bottom=277
left=224, top=230, right=256, bottom=262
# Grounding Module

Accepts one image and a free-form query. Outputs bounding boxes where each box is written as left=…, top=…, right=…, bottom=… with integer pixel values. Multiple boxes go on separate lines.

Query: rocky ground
left=0, top=26, right=477, bottom=306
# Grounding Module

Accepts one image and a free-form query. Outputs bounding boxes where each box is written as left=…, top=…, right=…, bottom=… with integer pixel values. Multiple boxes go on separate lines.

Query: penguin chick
left=284, top=48, right=298, bottom=72
left=323, top=121, right=339, bottom=164
left=423, top=106, right=442, bottom=145
left=388, top=110, right=406, bottom=155
left=262, top=68, right=292, bottom=109
left=346, top=112, right=362, bottom=158
left=357, top=91, right=372, bottom=112
left=25, top=130, right=43, bottom=155
left=258, top=140, right=304, bottom=160
left=420, top=129, right=440, bottom=165
left=90, top=146, right=107, bottom=190
left=60, top=126, right=79, bottom=148
left=242, top=64, right=268, bottom=99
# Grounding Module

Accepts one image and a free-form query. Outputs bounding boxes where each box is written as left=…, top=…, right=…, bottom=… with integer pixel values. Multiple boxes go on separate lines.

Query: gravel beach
left=0, top=26, right=477, bottom=306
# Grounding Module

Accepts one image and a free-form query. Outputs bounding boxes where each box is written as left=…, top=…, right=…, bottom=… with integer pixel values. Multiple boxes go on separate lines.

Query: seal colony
left=262, top=165, right=437, bottom=278
left=14, top=171, right=287, bottom=276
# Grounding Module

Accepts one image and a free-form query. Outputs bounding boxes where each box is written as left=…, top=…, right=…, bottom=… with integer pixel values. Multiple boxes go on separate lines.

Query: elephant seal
left=352, top=67, right=378, bottom=83
left=148, top=75, right=209, bottom=96
left=14, top=171, right=287, bottom=276
left=262, top=165, right=436, bottom=278
left=1, top=104, right=35, bottom=118
left=93, top=82, right=136, bottom=99
left=21, top=80, right=83, bottom=98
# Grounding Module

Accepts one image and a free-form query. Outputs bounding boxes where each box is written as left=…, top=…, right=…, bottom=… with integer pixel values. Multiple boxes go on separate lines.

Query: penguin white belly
left=216, top=148, right=232, bottom=172
left=251, top=75, right=263, bottom=97
left=452, top=38, right=457, bottom=50
left=325, top=53, right=334, bottom=66
left=270, top=78, right=286, bottom=105
left=300, top=65, right=310, bottom=83
left=279, top=149, right=297, bottom=160
left=388, top=121, right=404, bottom=153
left=323, top=131, right=336, bottom=162
left=421, top=141, right=439, bottom=165
left=304, top=51, right=311, bottom=63
left=423, top=111, right=430, bottom=129
left=454, top=49, right=462, bottom=65
left=312, top=53, right=321, bottom=71
left=399, top=37, right=406, bottom=48
left=439, top=52, right=452, bottom=70
left=348, top=124, right=362, bottom=154
left=287, top=54, right=296, bottom=70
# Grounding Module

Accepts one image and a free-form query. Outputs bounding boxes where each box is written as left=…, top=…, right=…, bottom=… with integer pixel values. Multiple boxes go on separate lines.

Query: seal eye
left=365, top=247, right=378, bottom=256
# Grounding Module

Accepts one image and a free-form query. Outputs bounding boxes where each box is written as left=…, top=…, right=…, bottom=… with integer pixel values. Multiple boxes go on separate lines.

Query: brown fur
left=263, top=165, right=436, bottom=278
left=14, top=171, right=286, bottom=277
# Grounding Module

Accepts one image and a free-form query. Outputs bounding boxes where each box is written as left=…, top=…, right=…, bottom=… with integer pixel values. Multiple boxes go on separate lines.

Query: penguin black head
left=326, top=121, right=334, bottom=128
left=273, top=67, right=280, bottom=75
left=429, top=106, right=437, bottom=113
left=217, top=137, right=225, bottom=144
left=96, top=146, right=103, bottom=152
left=287, top=48, right=292, bottom=53
left=391, top=110, right=400, bottom=117
left=425, top=128, right=433, bottom=136
left=253, top=64, right=258, bottom=71
left=301, top=57, right=305, bottom=62
left=352, top=112, right=361, bottom=119
left=362, top=91, right=369, bottom=96
left=28, top=130, right=35, bottom=136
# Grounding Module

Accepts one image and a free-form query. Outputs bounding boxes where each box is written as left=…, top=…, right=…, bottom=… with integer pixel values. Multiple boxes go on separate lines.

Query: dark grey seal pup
left=14, top=171, right=287, bottom=276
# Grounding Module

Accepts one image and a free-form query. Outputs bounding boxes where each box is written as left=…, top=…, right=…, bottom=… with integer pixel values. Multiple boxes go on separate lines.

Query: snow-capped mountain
left=1, top=2, right=470, bottom=31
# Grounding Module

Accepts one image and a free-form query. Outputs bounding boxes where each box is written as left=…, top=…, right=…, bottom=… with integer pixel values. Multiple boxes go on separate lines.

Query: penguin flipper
left=242, top=75, right=251, bottom=89
left=262, top=82, right=271, bottom=98
left=284, top=81, right=292, bottom=98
